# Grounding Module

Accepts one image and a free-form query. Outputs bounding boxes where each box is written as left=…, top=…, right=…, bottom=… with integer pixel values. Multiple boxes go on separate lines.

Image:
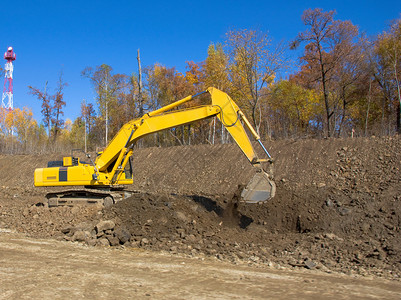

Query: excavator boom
left=34, top=87, right=276, bottom=205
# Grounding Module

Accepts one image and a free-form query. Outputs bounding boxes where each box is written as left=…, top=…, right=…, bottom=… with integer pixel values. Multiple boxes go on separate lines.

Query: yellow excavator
left=34, top=87, right=276, bottom=206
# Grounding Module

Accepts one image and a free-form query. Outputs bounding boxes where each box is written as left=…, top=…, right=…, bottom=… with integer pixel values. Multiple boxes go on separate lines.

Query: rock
left=249, top=256, right=260, bottom=263
left=185, top=234, right=197, bottom=242
left=304, top=259, right=317, bottom=270
left=324, top=233, right=343, bottom=241
left=130, top=241, right=140, bottom=248
left=216, top=253, right=224, bottom=260
left=61, top=227, right=73, bottom=235
left=338, top=207, right=351, bottom=216
left=361, top=223, right=371, bottom=232
left=190, top=204, right=200, bottom=212
left=175, top=211, right=189, bottom=223
left=71, top=206, right=80, bottom=214
left=96, top=238, right=110, bottom=247
left=106, top=235, right=120, bottom=246
left=96, top=220, right=115, bottom=233
left=87, top=239, right=97, bottom=247
left=114, top=227, right=131, bottom=244
left=176, top=228, right=185, bottom=235
left=22, top=207, right=29, bottom=217
left=140, top=238, right=149, bottom=246
left=71, top=230, right=88, bottom=242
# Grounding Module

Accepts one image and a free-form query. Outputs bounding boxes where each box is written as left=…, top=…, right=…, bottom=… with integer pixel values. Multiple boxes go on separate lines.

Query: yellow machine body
left=34, top=87, right=275, bottom=203
left=34, top=164, right=133, bottom=187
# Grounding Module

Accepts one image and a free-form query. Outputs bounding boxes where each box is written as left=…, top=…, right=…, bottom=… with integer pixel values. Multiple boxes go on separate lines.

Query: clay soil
left=1, top=137, right=401, bottom=297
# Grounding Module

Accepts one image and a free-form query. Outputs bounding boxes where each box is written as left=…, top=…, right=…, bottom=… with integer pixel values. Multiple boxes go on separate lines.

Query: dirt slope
left=0, top=136, right=400, bottom=279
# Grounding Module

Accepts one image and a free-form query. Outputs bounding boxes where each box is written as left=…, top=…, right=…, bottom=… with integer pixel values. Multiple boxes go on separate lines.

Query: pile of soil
left=0, top=136, right=400, bottom=279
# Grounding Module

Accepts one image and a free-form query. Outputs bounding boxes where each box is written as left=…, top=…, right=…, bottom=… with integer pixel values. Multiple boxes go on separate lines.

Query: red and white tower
left=2, top=46, right=16, bottom=111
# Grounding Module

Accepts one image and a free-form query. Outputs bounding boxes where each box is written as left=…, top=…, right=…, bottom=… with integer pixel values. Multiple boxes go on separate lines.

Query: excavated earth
left=0, top=137, right=400, bottom=280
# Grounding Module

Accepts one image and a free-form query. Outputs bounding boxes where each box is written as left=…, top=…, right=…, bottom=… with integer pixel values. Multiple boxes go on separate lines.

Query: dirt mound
left=0, top=136, right=400, bottom=279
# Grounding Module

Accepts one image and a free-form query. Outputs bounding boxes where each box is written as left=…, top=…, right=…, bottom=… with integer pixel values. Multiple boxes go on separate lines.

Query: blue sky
left=1, top=0, right=400, bottom=123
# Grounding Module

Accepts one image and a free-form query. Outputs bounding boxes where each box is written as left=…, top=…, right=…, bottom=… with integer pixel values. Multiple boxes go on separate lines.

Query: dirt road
left=1, top=231, right=400, bottom=300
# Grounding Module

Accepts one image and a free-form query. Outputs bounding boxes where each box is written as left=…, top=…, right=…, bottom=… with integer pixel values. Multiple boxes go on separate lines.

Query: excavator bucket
left=241, top=171, right=276, bottom=203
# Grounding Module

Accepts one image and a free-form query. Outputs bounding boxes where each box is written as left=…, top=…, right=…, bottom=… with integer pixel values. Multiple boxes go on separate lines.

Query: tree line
left=1, top=8, right=400, bottom=154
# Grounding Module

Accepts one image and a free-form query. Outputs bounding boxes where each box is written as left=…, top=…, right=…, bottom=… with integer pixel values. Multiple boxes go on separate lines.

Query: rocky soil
left=0, top=136, right=400, bottom=280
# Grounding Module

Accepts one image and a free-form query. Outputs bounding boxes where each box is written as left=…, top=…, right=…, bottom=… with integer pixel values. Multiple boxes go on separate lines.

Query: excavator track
left=46, top=188, right=134, bottom=208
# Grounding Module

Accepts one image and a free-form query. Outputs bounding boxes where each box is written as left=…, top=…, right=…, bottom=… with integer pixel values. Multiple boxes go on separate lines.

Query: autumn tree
left=291, top=9, right=337, bottom=137
left=0, top=107, right=12, bottom=136
left=374, top=17, right=401, bottom=133
left=144, top=63, right=194, bottom=145
left=184, top=61, right=204, bottom=93
left=12, top=107, right=37, bottom=145
left=225, top=28, right=285, bottom=134
left=204, top=43, right=230, bottom=91
left=346, top=71, right=383, bottom=136
left=0, top=108, right=15, bottom=152
left=0, top=107, right=40, bottom=153
left=291, top=8, right=362, bottom=137
left=332, top=28, right=366, bottom=136
left=269, top=80, right=321, bottom=136
left=66, top=117, right=85, bottom=150
left=81, top=101, right=96, bottom=134
left=145, top=63, right=192, bottom=105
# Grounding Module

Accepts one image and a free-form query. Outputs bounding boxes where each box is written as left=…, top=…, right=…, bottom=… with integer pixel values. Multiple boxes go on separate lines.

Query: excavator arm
left=34, top=87, right=276, bottom=203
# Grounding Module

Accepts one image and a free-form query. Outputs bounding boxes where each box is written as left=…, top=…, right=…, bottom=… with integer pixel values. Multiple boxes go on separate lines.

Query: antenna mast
left=1, top=46, right=16, bottom=110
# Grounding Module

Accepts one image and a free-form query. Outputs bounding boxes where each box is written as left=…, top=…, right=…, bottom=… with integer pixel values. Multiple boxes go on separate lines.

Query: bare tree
left=137, top=49, right=144, bottom=117
left=28, top=81, right=52, bottom=137
left=52, top=71, right=67, bottom=141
